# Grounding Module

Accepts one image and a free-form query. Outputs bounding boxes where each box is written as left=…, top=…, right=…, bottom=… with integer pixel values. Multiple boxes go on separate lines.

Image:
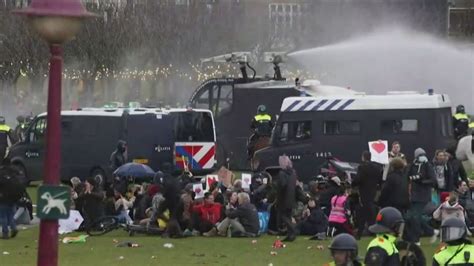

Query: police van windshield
left=172, top=111, right=214, bottom=142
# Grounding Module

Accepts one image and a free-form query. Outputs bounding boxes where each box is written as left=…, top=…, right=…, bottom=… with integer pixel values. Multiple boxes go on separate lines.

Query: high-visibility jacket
left=365, top=234, right=400, bottom=266
left=328, top=195, right=348, bottom=224
left=433, top=243, right=474, bottom=265
left=251, top=114, right=273, bottom=136
left=0, top=124, right=12, bottom=147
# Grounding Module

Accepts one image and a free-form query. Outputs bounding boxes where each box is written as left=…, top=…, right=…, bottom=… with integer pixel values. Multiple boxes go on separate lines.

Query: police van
left=7, top=107, right=216, bottom=185
left=253, top=91, right=454, bottom=181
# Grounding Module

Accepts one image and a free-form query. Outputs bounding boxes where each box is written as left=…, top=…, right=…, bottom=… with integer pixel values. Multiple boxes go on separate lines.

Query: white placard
left=368, top=140, right=389, bottom=165
left=241, top=173, right=252, bottom=190
left=193, top=183, right=205, bottom=199
left=206, top=175, right=219, bottom=191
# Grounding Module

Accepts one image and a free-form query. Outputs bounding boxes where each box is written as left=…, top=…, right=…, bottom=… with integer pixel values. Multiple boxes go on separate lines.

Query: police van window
left=446, top=113, right=453, bottom=137
left=294, top=121, right=311, bottom=140
left=381, top=119, right=418, bottom=134
left=30, top=118, right=46, bottom=142
left=194, top=88, right=210, bottom=110
left=324, top=121, right=360, bottom=135
left=174, top=112, right=214, bottom=142
left=278, top=121, right=311, bottom=143
left=440, top=115, right=447, bottom=136
left=279, top=123, right=289, bottom=142
left=217, top=85, right=233, bottom=114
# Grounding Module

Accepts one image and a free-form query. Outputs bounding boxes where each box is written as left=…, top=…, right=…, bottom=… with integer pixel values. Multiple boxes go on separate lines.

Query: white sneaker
left=415, top=242, right=421, bottom=246
left=430, top=229, right=439, bottom=244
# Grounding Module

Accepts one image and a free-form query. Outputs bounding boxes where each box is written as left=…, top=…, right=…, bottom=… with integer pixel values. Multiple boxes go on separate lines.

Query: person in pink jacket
left=328, top=184, right=353, bottom=236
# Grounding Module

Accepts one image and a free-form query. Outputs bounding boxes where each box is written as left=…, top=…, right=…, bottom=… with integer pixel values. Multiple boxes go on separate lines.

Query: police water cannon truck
left=190, top=51, right=352, bottom=170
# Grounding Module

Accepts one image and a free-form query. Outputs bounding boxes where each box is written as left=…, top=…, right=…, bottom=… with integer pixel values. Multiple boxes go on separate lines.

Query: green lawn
left=0, top=226, right=441, bottom=266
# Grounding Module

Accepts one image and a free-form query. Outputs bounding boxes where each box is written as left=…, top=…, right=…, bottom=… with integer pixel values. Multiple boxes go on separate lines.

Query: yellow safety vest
left=254, top=114, right=272, bottom=122
left=0, top=124, right=11, bottom=132
left=367, top=234, right=398, bottom=256
left=469, top=122, right=474, bottom=129
left=433, top=243, right=474, bottom=265
left=454, top=113, right=470, bottom=121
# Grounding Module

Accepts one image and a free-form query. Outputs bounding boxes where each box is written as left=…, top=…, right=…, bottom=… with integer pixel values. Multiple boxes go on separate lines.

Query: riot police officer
left=247, top=105, right=273, bottom=158
left=250, top=105, right=273, bottom=136
left=365, top=207, right=405, bottom=266
left=453, top=105, right=470, bottom=139
left=0, top=116, right=15, bottom=160
left=433, top=217, right=474, bottom=265
left=325, top=233, right=362, bottom=266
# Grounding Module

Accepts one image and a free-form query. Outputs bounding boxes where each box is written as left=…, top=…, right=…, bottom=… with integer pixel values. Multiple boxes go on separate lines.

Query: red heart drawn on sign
left=244, top=178, right=250, bottom=184
left=371, top=142, right=386, bottom=154
left=195, top=188, right=202, bottom=194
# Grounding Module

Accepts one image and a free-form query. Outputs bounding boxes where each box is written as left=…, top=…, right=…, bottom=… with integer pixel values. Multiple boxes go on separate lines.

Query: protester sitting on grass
left=79, top=177, right=104, bottom=229
left=205, top=192, right=259, bottom=237
left=298, top=197, right=328, bottom=238
left=191, top=192, right=222, bottom=236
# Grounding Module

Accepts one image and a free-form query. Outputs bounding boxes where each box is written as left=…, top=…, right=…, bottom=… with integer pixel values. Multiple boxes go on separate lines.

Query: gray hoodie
left=408, top=148, right=436, bottom=203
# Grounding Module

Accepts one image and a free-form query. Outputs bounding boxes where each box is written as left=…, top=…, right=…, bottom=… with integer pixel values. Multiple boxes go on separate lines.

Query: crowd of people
left=3, top=134, right=474, bottom=265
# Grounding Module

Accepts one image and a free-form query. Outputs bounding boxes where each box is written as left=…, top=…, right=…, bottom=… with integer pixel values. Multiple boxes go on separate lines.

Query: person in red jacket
left=191, top=192, right=222, bottom=235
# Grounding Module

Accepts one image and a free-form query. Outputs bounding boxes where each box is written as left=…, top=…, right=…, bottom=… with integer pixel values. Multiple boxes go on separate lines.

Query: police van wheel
left=91, top=168, right=106, bottom=189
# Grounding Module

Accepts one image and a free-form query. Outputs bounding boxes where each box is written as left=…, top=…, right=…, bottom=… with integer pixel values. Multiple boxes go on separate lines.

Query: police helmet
left=441, top=217, right=467, bottom=243
left=0, top=116, right=5, bottom=124
left=16, top=115, right=25, bottom=123
left=257, top=105, right=267, bottom=114
left=369, top=207, right=404, bottom=235
left=329, top=233, right=358, bottom=260
left=457, top=105, right=465, bottom=114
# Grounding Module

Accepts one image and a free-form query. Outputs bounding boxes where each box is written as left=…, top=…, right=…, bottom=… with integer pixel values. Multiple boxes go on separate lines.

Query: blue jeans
left=0, top=204, right=17, bottom=236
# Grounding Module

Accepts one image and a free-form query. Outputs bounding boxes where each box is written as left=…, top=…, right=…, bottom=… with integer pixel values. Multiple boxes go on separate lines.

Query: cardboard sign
left=193, top=183, right=205, bottom=199
left=241, top=173, right=252, bottom=190
left=217, top=166, right=233, bottom=188
left=368, top=140, right=389, bottom=165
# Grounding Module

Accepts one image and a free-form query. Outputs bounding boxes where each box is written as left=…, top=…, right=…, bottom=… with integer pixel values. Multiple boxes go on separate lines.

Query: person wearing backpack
left=0, top=158, right=24, bottom=239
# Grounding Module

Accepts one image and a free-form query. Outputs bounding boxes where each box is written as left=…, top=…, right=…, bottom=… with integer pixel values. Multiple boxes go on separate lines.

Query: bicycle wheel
left=87, top=216, right=118, bottom=236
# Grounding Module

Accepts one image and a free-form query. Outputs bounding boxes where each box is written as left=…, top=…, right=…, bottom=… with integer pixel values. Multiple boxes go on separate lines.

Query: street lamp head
left=13, top=0, right=96, bottom=44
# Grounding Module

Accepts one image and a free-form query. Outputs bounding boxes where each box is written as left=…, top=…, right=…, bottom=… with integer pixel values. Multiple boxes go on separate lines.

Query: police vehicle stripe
left=283, top=100, right=302, bottom=112
left=337, top=99, right=355, bottom=110
left=311, top=100, right=328, bottom=111
left=304, top=100, right=319, bottom=111
left=289, top=100, right=309, bottom=112
left=296, top=100, right=315, bottom=111
left=324, top=99, right=341, bottom=110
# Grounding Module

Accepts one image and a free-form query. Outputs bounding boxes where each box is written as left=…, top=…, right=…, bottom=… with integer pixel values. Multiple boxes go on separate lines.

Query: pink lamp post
left=13, top=1, right=95, bottom=265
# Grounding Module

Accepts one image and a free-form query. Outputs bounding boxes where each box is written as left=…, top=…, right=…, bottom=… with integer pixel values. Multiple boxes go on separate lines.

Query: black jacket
left=299, top=207, right=328, bottom=235
left=226, top=202, right=260, bottom=234
left=448, top=157, right=468, bottom=185
left=352, top=161, right=383, bottom=203
left=379, top=170, right=410, bottom=211
left=110, top=140, right=127, bottom=172
left=0, top=164, right=23, bottom=205
left=276, top=168, right=297, bottom=211
left=407, top=160, right=435, bottom=203
left=432, top=160, right=455, bottom=192
left=319, top=181, right=341, bottom=210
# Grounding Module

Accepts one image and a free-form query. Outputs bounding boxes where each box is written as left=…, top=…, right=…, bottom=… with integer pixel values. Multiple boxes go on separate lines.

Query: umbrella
left=59, top=210, right=83, bottom=234
left=113, top=162, right=156, bottom=180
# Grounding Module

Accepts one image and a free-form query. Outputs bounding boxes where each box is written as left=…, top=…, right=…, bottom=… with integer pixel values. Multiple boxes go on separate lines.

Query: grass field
left=0, top=226, right=441, bottom=266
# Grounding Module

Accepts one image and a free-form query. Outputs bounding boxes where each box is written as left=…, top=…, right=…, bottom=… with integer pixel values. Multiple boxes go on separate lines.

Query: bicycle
left=87, top=216, right=164, bottom=236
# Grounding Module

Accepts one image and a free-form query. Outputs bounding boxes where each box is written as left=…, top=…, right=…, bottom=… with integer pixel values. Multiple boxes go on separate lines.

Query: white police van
left=253, top=91, right=454, bottom=181
left=8, top=107, right=216, bottom=185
